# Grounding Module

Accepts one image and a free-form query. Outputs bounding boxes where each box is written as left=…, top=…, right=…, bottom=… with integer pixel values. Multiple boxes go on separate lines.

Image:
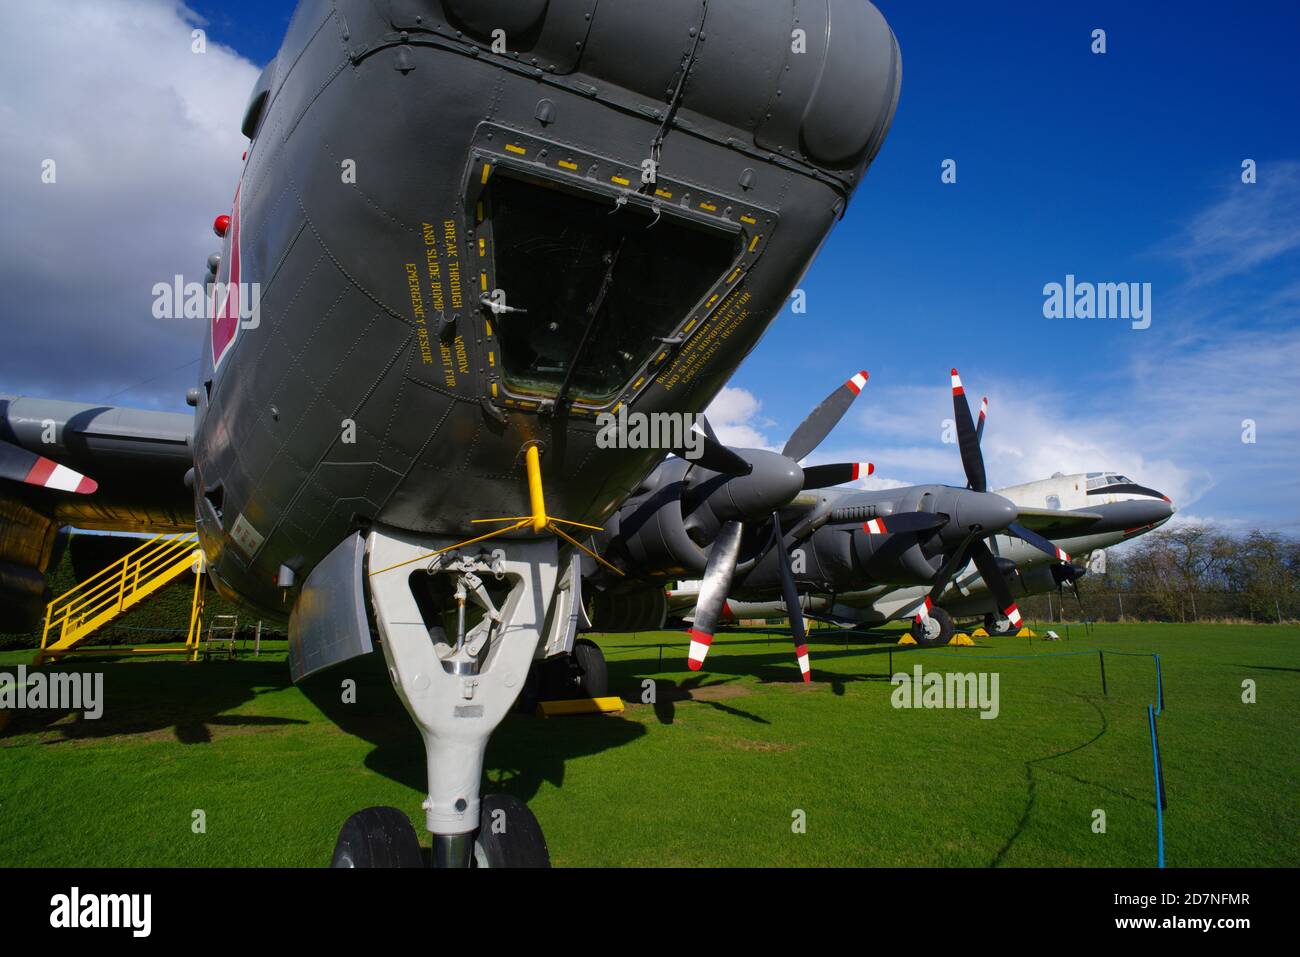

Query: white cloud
left=704, top=386, right=777, bottom=450
left=0, top=0, right=260, bottom=407
left=1168, top=161, right=1300, bottom=286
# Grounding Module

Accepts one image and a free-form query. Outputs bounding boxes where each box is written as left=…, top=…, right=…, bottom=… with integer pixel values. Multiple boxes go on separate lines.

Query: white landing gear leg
left=365, top=526, right=557, bottom=868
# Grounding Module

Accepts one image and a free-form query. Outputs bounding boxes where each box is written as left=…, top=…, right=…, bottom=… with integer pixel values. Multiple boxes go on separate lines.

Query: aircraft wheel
left=330, top=806, right=424, bottom=868
left=472, top=794, right=551, bottom=868
left=911, top=606, right=954, bottom=647
left=514, top=662, right=542, bottom=713
left=986, top=613, right=1015, bottom=635
left=571, top=638, right=608, bottom=698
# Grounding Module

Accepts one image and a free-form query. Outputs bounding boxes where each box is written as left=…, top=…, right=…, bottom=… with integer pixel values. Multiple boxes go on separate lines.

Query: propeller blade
left=781, top=370, right=868, bottom=463
left=1071, top=578, right=1086, bottom=616
left=686, top=519, right=744, bottom=670
left=1007, top=522, right=1073, bottom=563
left=696, top=414, right=719, bottom=443
left=801, top=461, right=873, bottom=489
left=675, top=432, right=752, bottom=476
left=968, top=539, right=1023, bottom=632
left=0, top=439, right=97, bottom=494
left=975, top=396, right=988, bottom=445
left=770, top=512, right=811, bottom=682
left=926, top=526, right=982, bottom=602
left=861, top=511, right=948, bottom=537
left=950, top=368, right=987, bottom=492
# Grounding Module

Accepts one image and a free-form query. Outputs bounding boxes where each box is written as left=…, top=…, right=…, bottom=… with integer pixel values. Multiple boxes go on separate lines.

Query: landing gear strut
left=350, top=527, right=559, bottom=868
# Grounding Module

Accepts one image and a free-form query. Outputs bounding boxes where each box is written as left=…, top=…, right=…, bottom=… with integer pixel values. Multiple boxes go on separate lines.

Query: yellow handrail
left=41, top=533, right=199, bottom=650
left=47, top=536, right=196, bottom=633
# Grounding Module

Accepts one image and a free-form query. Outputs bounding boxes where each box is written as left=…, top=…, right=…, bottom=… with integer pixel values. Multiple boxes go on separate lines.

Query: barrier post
left=1098, top=650, right=1107, bottom=695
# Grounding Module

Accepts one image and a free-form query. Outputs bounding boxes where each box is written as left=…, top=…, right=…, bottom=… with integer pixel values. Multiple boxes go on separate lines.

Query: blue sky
left=3, top=1, right=1297, bottom=532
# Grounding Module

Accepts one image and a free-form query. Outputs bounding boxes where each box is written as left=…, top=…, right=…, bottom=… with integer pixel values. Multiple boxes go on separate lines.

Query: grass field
left=1, top=622, right=1295, bottom=867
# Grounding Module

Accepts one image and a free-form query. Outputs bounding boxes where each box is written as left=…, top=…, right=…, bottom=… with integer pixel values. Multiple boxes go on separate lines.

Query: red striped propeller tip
left=844, top=370, right=869, bottom=394
left=24, top=456, right=99, bottom=495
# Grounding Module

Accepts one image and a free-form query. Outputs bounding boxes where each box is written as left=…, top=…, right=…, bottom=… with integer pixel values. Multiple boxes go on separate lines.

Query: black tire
left=514, top=662, right=542, bottom=714
left=910, top=606, right=954, bottom=647
left=330, top=806, right=424, bottom=868
left=472, top=794, right=551, bottom=868
left=571, top=638, right=608, bottom=698
left=989, top=612, right=1015, bottom=635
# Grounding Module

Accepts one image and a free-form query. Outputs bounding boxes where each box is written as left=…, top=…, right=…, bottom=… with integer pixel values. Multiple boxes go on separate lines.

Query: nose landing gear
left=334, top=527, right=560, bottom=868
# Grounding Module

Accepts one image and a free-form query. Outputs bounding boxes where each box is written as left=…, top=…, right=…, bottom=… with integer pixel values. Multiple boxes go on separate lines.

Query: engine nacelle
left=586, top=584, right=668, bottom=633
left=597, top=457, right=707, bottom=580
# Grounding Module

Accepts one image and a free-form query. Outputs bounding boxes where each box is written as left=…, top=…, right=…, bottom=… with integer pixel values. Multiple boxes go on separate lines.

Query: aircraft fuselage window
left=486, top=174, right=740, bottom=402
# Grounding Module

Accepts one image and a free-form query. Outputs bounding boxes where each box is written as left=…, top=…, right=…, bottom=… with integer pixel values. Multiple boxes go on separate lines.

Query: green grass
left=1, top=623, right=1295, bottom=867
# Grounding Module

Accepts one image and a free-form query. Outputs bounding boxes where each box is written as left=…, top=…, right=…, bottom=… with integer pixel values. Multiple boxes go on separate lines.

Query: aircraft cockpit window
left=1087, top=473, right=1137, bottom=491
left=486, top=174, right=740, bottom=402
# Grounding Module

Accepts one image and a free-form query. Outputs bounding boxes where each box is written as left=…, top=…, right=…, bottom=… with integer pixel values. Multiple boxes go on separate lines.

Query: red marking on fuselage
left=211, top=182, right=243, bottom=369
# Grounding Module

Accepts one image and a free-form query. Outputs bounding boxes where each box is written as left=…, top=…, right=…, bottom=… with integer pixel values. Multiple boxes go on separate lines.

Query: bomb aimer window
left=485, top=174, right=740, bottom=403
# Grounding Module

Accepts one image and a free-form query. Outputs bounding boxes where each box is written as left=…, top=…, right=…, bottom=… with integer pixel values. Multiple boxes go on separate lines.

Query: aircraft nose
left=953, top=490, right=1018, bottom=536
left=1152, top=496, right=1176, bottom=524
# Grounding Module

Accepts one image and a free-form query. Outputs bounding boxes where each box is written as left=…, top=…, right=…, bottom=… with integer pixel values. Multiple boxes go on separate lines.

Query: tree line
left=1019, top=525, right=1299, bottom=624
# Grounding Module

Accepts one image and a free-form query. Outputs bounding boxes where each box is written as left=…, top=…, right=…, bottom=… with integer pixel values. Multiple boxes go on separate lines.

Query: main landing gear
left=332, top=528, right=559, bottom=868
left=984, top=611, right=1016, bottom=635
left=910, top=604, right=954, bottom=647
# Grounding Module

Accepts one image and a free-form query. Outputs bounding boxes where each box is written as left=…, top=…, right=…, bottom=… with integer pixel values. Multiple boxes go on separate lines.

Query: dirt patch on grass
left=684, top=684, right=753, bottom=701
left=702, top=734, right=799, bottom=753
left=1, top=712, right=306, bottom=748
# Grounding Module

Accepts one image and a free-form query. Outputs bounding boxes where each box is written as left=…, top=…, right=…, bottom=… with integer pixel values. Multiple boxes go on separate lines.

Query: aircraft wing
left=1013, top=506, right=1105, bottom=535
left=0, top=394, right=195, bottom=631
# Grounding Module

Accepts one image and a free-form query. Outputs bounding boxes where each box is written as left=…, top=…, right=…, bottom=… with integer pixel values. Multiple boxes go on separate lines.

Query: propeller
left=770, top=512, right=811, bottom=682
left=670, top=424, right=752, bottom=476
left=685, top=369, right=874, bottom=679
left=950, top=369, right=988, bottom=493
left=802, top=461, right=873, bottom=489
left=686, top=519, right=743, bottom=671
left=918, top=370, right=1082, bottom=628
left=0, top=439, right=97, bottom=494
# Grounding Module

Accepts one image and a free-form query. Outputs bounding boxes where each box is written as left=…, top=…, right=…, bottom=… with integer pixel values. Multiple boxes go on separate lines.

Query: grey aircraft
left=585, top=367, right=1176, bottom=670
left=0, top=0, right=901, bottom=867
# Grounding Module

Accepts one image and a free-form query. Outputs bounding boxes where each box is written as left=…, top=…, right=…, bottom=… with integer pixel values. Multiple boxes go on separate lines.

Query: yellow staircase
left=38, top=533, right=205, bottom=661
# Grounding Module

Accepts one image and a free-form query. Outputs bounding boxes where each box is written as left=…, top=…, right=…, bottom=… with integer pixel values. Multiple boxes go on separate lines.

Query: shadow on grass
left=988, top=693, right=1125, bottom=867
left=600, top=634, right=905, bottom=701
left=1, top=657, right=306, bottom=744
left=299, top=651, right=647, bottom=804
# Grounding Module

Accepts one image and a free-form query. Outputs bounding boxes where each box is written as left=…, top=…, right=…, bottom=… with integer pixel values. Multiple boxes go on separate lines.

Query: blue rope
left=1148, top=704, right=1165, bottom=867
